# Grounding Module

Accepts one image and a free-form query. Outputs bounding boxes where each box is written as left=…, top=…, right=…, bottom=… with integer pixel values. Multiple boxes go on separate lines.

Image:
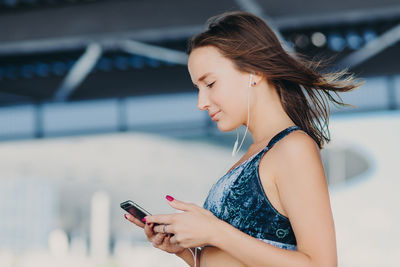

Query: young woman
left=125, top=11, right=361, bottom=267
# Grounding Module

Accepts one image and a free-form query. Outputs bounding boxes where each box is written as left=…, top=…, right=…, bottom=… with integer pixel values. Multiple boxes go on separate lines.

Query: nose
left=196, top=89, right=210, bottom=111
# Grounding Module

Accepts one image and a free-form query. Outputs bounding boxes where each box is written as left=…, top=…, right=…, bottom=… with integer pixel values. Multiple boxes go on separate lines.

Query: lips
left=210, top=111, right=221, bottom=120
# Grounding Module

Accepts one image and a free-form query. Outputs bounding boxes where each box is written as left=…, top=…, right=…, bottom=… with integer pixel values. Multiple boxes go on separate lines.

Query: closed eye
left=207, top=81, right=215, bottom=88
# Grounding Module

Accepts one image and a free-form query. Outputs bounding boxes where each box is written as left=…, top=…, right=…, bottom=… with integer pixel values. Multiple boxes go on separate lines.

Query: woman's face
left=187, top=46, right=251, bottom=131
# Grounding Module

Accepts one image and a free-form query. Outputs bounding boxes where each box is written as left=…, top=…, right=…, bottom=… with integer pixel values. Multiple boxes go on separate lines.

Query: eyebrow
left=193, top=72, right=213, bottom=87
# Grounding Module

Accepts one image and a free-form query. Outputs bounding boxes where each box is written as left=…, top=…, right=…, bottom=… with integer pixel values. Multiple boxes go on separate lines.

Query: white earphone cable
left=232, top=73, right=253, bottom=156
left=188, top=247, right=198, bottom=267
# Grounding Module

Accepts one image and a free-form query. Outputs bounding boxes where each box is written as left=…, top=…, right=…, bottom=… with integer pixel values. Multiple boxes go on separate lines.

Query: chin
left=215, top=120, right=237, bottom=132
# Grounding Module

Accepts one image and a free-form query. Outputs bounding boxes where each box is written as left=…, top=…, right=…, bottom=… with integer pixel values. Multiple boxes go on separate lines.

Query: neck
left=246, top=80, right=295, bottom=147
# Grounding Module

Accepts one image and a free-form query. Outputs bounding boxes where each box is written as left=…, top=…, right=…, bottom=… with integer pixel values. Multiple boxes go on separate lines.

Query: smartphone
left=121, top=200, right=167, bottom=234
left=120, top=200, right=151, bottom=222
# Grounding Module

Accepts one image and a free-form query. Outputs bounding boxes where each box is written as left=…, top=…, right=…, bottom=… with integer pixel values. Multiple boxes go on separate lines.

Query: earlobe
left=250, top=72, right=263, bottom=87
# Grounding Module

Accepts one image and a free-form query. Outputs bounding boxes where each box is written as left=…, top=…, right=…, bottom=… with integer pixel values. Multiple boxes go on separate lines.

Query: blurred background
left=0, top=0, right=399, bottom=266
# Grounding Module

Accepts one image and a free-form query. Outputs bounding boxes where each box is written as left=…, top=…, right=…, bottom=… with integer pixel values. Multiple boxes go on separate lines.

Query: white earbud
left=232, top=73, right=254, bottom=156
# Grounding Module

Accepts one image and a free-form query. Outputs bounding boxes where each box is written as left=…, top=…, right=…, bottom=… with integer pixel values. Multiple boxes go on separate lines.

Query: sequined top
left=203, top=125, right=301, bottom=251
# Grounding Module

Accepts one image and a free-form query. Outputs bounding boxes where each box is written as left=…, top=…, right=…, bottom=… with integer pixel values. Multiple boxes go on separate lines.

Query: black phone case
left=120, top=200, right=164, bottom=227
left=120, top=200, right=150, bottom=219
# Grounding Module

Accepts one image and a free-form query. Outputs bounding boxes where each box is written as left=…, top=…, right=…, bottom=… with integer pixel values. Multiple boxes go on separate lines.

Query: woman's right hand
left=124, top=214, right=186, bottom=255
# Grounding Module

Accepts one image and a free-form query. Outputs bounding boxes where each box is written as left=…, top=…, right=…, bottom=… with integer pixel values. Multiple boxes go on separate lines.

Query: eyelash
left=193, top=81, right=215, bottom=90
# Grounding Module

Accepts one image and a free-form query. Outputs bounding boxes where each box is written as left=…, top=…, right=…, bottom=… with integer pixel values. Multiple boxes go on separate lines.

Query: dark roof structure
left=1, top=0, right=400, bottom=106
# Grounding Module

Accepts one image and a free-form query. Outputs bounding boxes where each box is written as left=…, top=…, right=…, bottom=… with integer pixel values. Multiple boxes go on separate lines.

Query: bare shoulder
left=269, top=129, right=326, bottom=194
left=262, top=129, right=337, bottom=264
left=264, top=129, right=322, bottom=176
left=273, top=129, right=321, bottom=161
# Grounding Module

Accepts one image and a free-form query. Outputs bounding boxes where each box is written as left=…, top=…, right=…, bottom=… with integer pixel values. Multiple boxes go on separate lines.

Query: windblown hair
left=186, top=11, right=363, bottom=149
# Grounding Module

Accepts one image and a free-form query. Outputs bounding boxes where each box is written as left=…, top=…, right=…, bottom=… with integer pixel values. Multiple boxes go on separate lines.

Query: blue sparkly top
left=203, top=125, right=301, bottom=251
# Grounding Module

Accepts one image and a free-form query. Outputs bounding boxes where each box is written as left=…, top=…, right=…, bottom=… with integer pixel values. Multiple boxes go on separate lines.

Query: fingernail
left=142, top=217, right=146, bottom=223
left=124, top=214, right=128, bottom=219
left=166, top=195, right=174, bottom=201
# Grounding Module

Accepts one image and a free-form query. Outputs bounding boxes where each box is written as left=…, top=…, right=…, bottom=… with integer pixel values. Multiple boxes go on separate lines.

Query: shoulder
left=273, top=129, right=321, bottom=163
left=259, top=129, right=326, bottom=206
left=262, top=129, right=322, bottom=176
left=261, top=130, right=337, bottom=261
left=268, top=129, right=325, bottom=187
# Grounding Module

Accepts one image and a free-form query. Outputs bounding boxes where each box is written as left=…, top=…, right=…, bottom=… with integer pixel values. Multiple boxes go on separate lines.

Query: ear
left=251, top=72, right=264, bottom=87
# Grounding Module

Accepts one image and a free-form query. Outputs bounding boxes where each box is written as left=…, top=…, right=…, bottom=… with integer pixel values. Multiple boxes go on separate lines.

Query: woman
left=125, top=11, right=361, bottom=267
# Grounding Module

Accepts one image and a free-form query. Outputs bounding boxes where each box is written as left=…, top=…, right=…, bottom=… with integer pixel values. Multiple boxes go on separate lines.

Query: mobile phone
left=120, top=200, right=151, bottom=222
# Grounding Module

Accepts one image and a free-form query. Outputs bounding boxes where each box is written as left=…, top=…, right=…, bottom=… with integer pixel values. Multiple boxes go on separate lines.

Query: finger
left=144, top=214, right=174, bottom=225
left=153, top=224, right=174, bottom=234
left=152, top=233, right=166, bottom=247
left=144, top=223, right=156, bottom=240
left=152, top=224, right=163, bottom=234
left=162, top=233, right=170, bottom=243
left=163, top=234, right=173, bottom=245
left=124, top=214, right=145, bottom=228
left=169, top=234, right=179, bottom=245
left=165, top=195, right=197, bottom=212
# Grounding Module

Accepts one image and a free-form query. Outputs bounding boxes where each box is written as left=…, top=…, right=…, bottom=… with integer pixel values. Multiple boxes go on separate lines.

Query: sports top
left=203, top=125, right=302, bottom=251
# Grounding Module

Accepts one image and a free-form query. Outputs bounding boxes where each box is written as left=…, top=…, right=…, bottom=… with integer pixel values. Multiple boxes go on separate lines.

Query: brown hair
left=186, top=11, right=363, bottom=149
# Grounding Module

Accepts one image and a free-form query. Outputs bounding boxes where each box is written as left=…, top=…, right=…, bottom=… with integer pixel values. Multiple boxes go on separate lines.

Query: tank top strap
left=260, top=125, right=301, bottom=154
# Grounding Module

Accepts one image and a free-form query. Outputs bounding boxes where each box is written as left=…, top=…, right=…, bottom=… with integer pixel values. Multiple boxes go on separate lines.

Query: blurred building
left=0, top=178, right=58, bottom=251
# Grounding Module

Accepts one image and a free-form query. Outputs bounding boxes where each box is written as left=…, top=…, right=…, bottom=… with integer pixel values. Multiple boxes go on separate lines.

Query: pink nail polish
left=142, top=217, right=146, bottom=223
left=166, top=195, right=174, bottom=201
left=124, top=214, right=128, bottom=219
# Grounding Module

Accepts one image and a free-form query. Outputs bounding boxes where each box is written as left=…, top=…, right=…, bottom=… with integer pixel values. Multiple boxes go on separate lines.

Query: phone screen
left=120, top=200, right=151, bottom=221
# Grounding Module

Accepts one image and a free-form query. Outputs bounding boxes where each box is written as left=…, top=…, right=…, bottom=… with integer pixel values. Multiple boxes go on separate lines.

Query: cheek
left=228, top=87, right=247, bottom=108
left=217, top=91, right=246, bottom=120
left=215, top=82, right=235, bottom=103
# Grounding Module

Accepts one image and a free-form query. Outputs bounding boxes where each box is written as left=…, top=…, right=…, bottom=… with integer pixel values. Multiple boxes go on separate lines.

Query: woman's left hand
left=144, top=196, right=221, bottom=248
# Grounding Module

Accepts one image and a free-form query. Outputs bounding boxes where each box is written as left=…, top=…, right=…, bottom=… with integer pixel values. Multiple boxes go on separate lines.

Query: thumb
left=165, top=195, right=194, bottom=212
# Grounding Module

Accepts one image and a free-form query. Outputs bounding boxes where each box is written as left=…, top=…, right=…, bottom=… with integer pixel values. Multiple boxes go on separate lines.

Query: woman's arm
left=211, top=219, right=312, bottom=267
left=175, top=248, right=200, bottom=267
left=211, top=132, right=337, bottom=267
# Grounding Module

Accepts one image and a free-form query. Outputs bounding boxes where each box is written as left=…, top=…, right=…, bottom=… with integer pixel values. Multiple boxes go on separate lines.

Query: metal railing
left=0, top=75, right=399, bottom=142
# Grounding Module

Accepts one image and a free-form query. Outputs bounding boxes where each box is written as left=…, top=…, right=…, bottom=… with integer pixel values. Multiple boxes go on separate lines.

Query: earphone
left=232, top=73, right=254, bottom=156
left=188, top=247, right=198, bottom=267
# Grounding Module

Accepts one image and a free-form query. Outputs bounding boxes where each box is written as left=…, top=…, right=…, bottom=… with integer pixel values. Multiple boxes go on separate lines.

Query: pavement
left=0, top=109, right=398, bottom=267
